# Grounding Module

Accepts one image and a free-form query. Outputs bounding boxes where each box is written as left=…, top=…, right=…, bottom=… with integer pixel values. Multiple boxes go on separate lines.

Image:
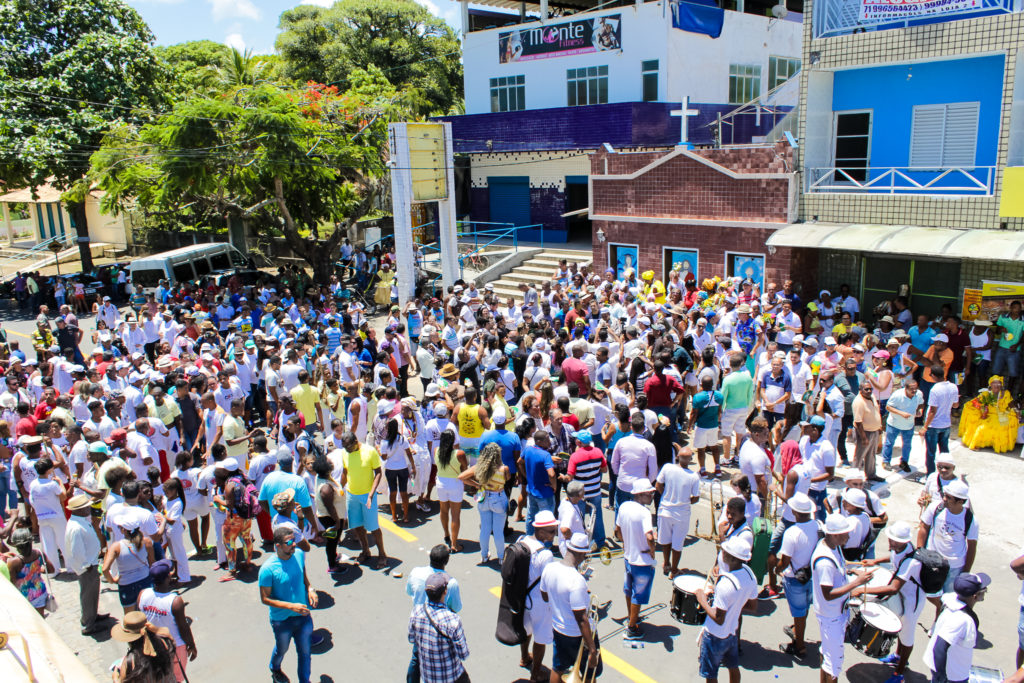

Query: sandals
left=780, top=642, right=806, bottom=658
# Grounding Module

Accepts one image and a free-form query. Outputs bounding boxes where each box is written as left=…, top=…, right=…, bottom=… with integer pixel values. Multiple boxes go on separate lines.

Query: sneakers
left=624, top=626, right=643, bottom=639
left=271, top=669, right=290, bottom=683
left=879, top=653, right=901, bottom=665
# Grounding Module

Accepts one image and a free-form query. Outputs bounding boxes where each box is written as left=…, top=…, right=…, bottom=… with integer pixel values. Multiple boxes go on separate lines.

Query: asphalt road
left=8, top=306, right=1022, bottom=683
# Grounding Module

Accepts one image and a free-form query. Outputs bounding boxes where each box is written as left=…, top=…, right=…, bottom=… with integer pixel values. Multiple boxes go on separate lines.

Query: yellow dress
left=958, top=389, right=1019, bottom=453
left=374, top=270, right=395, bottom=306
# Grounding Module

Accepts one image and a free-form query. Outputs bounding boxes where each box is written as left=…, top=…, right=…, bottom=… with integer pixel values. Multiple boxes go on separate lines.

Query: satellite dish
left=771, top=3, right=789, bottom=18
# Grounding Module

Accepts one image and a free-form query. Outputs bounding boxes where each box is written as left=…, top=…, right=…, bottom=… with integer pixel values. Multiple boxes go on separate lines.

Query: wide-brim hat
left=439, top=364, right=459, bottom=379
left=111, top=612, right=149, bottom=643
left=67, top=494, right=93, bottom=511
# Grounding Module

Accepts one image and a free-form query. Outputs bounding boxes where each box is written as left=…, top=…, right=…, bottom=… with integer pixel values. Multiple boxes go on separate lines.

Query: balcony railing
left=813, top=0, right=1017, bottom=38
left=805, top=166, right=996, bottom=195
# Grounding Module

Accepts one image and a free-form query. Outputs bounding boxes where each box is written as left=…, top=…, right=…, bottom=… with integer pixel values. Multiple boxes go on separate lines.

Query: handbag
left=43, top=569, right=58, bottom=613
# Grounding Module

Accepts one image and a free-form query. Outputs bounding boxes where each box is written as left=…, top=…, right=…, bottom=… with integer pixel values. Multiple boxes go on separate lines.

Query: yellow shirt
left=291, top=384, right=320, bottom=426
left=457, top=403, right=484, bottom=439
left=222, top=414, right=249, bottom=461
left=342, top=444, right=382, bottom=495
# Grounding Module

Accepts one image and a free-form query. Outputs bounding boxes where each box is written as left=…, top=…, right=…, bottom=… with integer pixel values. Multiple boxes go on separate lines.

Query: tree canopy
left=276, top=0, right=463, bottom=116
left=90, top=72, right=411, bottom=280
left=0, top=0, right=171, bottom=268
left=154, top=40, right=233, bottom=98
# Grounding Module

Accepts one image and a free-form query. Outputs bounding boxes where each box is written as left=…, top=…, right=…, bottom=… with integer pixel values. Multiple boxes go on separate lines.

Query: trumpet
left=565, top=595, right=600, bottom=683
left=694, top=478, right=725, bottom=542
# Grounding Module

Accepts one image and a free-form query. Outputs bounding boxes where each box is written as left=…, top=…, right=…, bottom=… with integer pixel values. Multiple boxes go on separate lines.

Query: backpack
left=495, top=540, right=538, bottom=645
left=297, top=435, right=325, bottom=461
left=903, top=547, right=950, bottom=596
left=229, top=475, right=260, bottom=519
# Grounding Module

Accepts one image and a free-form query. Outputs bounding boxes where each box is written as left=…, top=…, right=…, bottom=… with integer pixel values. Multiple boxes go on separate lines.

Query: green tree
left=0, top=0, right=170, bottom=270
left=220, top=47, right=271, bottom=88
left=276, top=0, right=462, bottom=116
left=91, top=73, right=409, bottom=281
left=154, top=40, right=232, bottom=98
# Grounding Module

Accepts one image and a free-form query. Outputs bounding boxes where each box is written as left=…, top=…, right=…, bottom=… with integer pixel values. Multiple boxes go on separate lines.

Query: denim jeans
left=924, top=427, right=950, bottom=475
left=270, top=614, right=313, bottom=683
left=809, top=489, right=828, bottom=522
left=407, top=646, right=420, bottom=683
left=584, top=494, right=606, bottom=548
left=881, top=424, right=914, bottom=465
left=525, top=493, right=554, bottom=536
left=479, top=490, right=508, bottom=561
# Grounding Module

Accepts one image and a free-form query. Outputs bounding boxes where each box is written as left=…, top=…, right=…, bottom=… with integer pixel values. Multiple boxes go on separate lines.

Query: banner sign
left=499, top=14, right=621, bottom=63
left=860, top=0, right=982, bottom=22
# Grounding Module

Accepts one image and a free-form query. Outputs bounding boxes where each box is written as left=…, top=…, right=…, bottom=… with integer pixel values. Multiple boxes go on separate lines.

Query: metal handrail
left=805, top=166, right=995, bottom=195
left=813, top=0, right=1016, bottom=38
left=3, top=234, right=74, bottom=262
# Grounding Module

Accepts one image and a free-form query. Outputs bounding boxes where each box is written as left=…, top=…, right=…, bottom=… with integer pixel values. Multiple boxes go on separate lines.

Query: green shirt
left=997, top=314, right=1024, bottom=349
left=721, top=370, right=754, bottom=411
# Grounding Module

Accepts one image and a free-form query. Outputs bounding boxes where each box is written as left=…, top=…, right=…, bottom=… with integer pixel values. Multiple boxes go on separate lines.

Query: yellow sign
left=1000, top=166, right=1024, bottom=218
left=407, top=123, right=448, bottom=201
left=961, top=288, right=982, bottom=321
left=981, top=280, right=1024, bottom=298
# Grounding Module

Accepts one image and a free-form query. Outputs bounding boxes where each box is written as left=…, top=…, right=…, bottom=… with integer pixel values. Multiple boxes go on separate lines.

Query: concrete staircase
left=489, top=247, right=593, bottom=301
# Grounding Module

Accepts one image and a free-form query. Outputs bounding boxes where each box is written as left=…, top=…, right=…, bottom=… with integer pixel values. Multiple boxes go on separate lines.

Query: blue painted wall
left=831, top=54, right=1005, bottom=169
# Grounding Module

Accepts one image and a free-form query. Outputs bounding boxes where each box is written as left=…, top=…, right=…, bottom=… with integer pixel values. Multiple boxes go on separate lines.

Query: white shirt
left=654, top=464, right=699, bottom=520
left=803, top=434, right=837, bottom=492
left=540, top=561, right=590, bottom=637
left=786, top=360, right=813, bottom=402
left=738, top=440, right=769, bottom=494
left=557, top=499, right=585, bottom=557
left=811, top=540, right=848, bottom=618
left=28, top=478, right=64, bottom=520
left=922, top=502, right=978, bottom=569
left=780, top=519, right=820, bottom=579
left=923, top=593, right=977, bottom=680
left=780, top=463, right=813, bottom=523
left=703, top=565, right=758, bottom=638
left=926, top=381, right=959, bottom=429
left=521, top=535, right=554, bottom=621
left=65, top=514, right=102, bottom=575
left=279, top=362, right=303, bottom=392
left=616, top=500, right=654, bottom=566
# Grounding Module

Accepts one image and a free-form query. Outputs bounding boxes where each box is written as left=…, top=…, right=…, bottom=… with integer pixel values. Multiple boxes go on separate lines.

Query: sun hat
left=631, top=480, right=655, bottom=495
left=111, top=612, right=151, bottom=644
left=824, top=513, right=855, bottom=535
left=721, top=537, right=753, bottom=562
left=533, top=510, right=558, bottom=528
left=439, top=364, right=459, bottom=379
left=844, top=488, right=867, bottom=510
left=566, top=532, right=590, bottom=554
left=944, top=480, right=969, bottom=500
left=424, top=383, right=440, bottom=398
left=886, top=522, right=913, bottom=544
left=788, top=492, right=814, bottom=515
left=67, top=494, right=93, bottom=511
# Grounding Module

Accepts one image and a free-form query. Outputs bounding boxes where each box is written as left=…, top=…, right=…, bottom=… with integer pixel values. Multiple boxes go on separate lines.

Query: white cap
left=935, top=453, right=955, bottom=466
left=824, top=513, right=855, bottom=535
left=844, top=469, right=866, bottom=482
left=492, top=409, right=507, bottom=425
left=945, top=480, right=969, bottom=499
left=218, top=457, right=240, bottom=472
left=424, top=383, right=440, bottom=398
left=933, top=333, right=949, bottom=343
left=824, top=336, right=837, bottom=345
left=128, top=372, right=146, bottom=384
left=886, top=521, right=913, bottom=544
left=788, top=492, right=815, bottom=515
left=377, top=400, right=393, bottom=416
left=631, top=479, right=655, bottom=495
left=721, top=537, right=753, bottom=562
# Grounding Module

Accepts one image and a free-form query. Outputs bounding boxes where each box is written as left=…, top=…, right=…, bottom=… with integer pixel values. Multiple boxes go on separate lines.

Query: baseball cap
left=149, top=559, right=174, bottom=582
left=425, top=572, right=451, bottom=593
left=933, top=333, right=949, bottom=343
left=808, top=415, right=826, bottom=428
left=631, top=480, right=655, bottom=495
left=575, top=431, right=593, bottom=445
left=953, top=572, right=991, bottom=597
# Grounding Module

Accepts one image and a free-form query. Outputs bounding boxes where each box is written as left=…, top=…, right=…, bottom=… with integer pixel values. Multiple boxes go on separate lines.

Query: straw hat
left=439, top=363, right=459, bottom=379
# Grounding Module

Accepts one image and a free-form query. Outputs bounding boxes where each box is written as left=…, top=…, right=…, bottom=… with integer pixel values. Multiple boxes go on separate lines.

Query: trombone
left=694, top=478, right=724, bottom=542
left=565, top=595, right=600, bottom=683
left=579, top=500, right=598, bottom=577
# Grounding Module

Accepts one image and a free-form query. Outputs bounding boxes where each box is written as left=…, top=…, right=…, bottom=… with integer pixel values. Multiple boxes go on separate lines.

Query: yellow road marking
left=377, top=515, right=417, bottom=543
left=487, top=586, right=660, bottom=683
left=6, top=329, right=31, bottom=339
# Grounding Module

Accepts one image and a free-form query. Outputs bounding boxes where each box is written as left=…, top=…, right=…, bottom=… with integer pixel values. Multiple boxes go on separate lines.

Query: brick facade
left=589, top=140, right=816, bottom=294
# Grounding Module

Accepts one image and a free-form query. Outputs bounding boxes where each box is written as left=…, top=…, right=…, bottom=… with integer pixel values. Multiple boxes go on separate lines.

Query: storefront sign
left=499, top=15, right=621, bottom=63
left=860, top=0, right=982, bottom=22
left=968, top=281, right=1024, bottom=322
left=961, top=288, right=982, bottom=321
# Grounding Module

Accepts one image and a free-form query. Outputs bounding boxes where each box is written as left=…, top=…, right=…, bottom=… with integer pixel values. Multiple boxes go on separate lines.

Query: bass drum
left=670, top=575, right=708, bottom=625
left=846, top=602, right=901, bottom=658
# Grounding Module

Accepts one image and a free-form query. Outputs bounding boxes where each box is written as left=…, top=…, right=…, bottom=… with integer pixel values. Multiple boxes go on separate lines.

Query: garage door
left=488, top=176, right=530, bottom=226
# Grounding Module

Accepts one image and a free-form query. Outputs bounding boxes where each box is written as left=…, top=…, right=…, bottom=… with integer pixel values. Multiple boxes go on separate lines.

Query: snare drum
left=847, top=602, right=901, bottom=658
left=670, top=575, right=708, bottom=625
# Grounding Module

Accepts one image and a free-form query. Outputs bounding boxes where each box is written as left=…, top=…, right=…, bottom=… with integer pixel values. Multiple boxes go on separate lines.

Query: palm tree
left=220, top=48, right=269, bottom=87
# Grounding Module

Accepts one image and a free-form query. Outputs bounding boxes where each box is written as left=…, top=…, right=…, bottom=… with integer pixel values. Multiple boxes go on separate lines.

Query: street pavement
left=6, top=306, right=1023, bottom=683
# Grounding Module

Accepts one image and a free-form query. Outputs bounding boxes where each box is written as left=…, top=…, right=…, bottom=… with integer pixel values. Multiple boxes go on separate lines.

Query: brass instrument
left=565, top=595, right=600, bottom=683
left=694, top=478, right=725, bottom=542
left=765, top=486, right=780, bottom=525
left=598, top=545, right=624, bottom=566
left=579, top=500, right=598, bottom=577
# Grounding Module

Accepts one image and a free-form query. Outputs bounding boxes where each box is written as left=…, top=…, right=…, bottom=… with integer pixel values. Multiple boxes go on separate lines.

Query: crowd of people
left=0, top=252, right=1020, bottom=683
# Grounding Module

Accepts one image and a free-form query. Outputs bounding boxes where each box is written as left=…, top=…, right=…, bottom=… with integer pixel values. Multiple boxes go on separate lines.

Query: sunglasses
left=277, top=537, right=297, bottom=547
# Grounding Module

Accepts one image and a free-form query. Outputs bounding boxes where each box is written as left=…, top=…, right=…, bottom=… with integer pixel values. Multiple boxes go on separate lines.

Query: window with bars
left=490, top=75, right=526, bottom=112
left=909, top=102, right=980, bottom=168
left=728, top=64, right=761, bottom=104
left=767, top=56, right=801, bottom=91
left=567, top=66, right=608, bottom=106
left=641, top=60, right=658, bottom=102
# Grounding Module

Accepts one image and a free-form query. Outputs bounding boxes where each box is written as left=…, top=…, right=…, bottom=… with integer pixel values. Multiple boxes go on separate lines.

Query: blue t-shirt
left=258, top=549, right=307, bottom=622
left=323, top=326, right=342, bottom=355
left=523, top=446, right=555, bottom=498
left=258, top=471, right=312, bottom=511
left=692, top=390, right=724, bottom=429
left=479, top=428, right=522, bottom=472
left=907, top=325, right=936, bottom=353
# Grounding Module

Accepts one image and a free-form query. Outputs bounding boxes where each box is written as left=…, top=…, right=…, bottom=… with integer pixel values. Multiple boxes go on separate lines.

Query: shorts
left=693, top=426, right=720, bottom=450
left=183, top=502, right=204, bottom=521
left=816, top=613, right=847, bottom=677
left=345, top=492, right=380, bottom=532
left=623, top=562, right=655, bottom=605
left=656, top=511, right=691, bottom=551
left=118, top=576, right=154, bottom=607
left=436, top=476, right=464, bottom=503
left=385, top=467, right=410, bottom=493
left=524, top=602, right=553, bottom=645
left=783, top=575, right=813, bottom=618
left=898, top=595, right=926, bottom=647
left=768, top=517, right=792, bottom=556
left=552, top=631, right=602, bottom=677
left=698, top=631, right=739, bottom=679
left=720, top=408, right=749, bottom=438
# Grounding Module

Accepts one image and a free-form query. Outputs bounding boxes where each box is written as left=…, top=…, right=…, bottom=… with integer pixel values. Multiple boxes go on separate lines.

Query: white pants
left=411, top=446, right=431, bottom=498
left=816, top=612, right=847, bottom=678
left=212, top=509, right=227, bottom=564
left=166, top=524, right=191, bottom=583
left=657, top=510, right=691, bottom=551
left=37, top=514, right=68, bottom=572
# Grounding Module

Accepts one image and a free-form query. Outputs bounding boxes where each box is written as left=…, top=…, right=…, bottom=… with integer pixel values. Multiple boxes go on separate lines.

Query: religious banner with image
left=727, top=252, right=765, bottom=292
left=608, top=243, right=638, bottom=281
left=663, top=248, right=698, bottom=284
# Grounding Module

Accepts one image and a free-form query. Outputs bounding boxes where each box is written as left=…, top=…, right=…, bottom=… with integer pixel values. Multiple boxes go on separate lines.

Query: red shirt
left=643, top=372, right=684, bottom=408
left=33, top=401, right=55, bottom=421
left=15, top=416, right=38, bottom=439
left=560, top=357, right=590, bottom=396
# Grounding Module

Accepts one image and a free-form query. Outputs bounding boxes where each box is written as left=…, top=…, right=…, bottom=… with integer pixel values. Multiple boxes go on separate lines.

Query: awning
left=0, top=185, right=63, bottom=204
left=766, top=223, right=1024, bottom=262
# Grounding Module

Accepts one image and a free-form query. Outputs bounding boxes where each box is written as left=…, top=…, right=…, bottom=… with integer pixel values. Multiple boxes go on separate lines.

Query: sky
left=125, top=0, right=463, bottom=54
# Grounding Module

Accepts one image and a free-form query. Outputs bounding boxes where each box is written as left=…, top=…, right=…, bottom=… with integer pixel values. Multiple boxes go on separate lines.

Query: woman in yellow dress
left=373, top=263, right=395, bottom=307
left=958, top=375, right=1020, bottom=453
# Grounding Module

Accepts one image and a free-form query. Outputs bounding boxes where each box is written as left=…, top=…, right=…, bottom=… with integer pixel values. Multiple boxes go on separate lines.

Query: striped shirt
left=567, top=446, right=606, bottom=498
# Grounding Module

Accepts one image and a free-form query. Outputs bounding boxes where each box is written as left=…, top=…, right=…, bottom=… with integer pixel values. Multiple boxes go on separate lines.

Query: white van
left=130, top=243, right=250, bottom=293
